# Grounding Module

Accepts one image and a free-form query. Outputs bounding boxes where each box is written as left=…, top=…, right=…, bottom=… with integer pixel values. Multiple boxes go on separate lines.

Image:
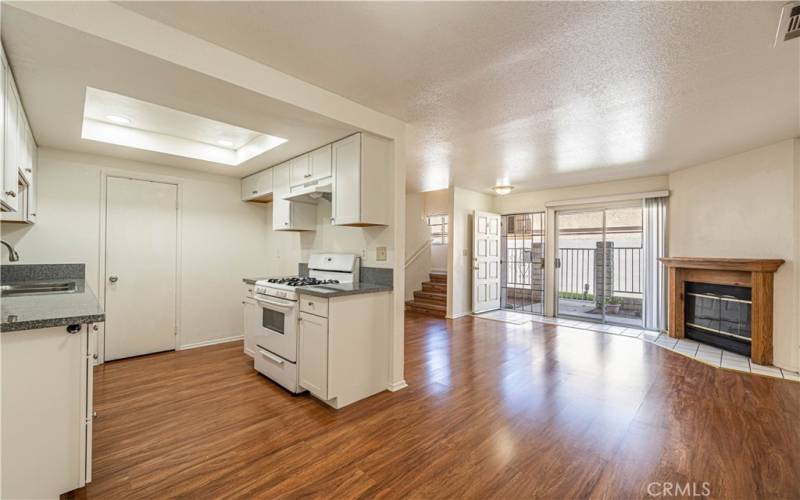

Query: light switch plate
left=462, top=249, right=468, bottom=257
left=376, top=246, right=387, bottom=261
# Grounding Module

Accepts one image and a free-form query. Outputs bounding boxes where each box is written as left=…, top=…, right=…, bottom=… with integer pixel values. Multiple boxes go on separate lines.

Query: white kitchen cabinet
left=2, top=323, right=95, bottom=499
left=241, top=167, right=273, bottom=202
left=298, top=311, right=329, bottom=399
left=3, top=61, right=20, bottom=212
left=272, top=160, right=316, bottom=231
left=297, top=291, right=391, bottom=409
left=243, top=296, right=258, bottom=358
left=290, top=144, right=332, bottom=188
left=1, top=43, right=36, bottom=220
left=332, top=133, right=392, bottom=226
left=289, top=152, right=311, bottom=187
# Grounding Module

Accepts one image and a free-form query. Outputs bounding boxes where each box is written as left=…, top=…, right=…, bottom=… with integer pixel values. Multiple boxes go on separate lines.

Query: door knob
left=109, top=275, right=119, bottom=283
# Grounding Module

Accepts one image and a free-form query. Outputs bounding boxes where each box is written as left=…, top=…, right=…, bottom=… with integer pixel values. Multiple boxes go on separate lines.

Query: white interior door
left=472, top=210, right=501, bottom=313
left=105, top=177, right=178, bottom=361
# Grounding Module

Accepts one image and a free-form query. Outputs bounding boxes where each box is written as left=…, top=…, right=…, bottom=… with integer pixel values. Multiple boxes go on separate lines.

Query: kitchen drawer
left=300, top=295, right=328, bottom=317
left=254, top=346, right=298, bottom=393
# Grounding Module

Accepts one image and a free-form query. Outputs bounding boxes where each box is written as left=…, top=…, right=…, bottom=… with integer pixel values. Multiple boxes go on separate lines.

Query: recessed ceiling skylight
left=81, top=87, right=287, bottom=165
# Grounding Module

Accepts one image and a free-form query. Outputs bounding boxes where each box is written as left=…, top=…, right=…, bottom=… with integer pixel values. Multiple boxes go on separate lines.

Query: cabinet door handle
left=252, top=190, right=258, bottom=194
left=24, top=168, right=32, bottom=173
left=304, top=174, right=312, bottom=178
left=5, top=190, right=16, bottom=197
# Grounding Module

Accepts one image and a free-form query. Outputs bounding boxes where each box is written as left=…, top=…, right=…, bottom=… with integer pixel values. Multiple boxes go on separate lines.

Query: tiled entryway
left=472, top=311, right=800, bottom=382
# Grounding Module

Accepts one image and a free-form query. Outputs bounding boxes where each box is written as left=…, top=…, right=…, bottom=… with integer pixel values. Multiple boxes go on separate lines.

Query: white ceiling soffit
left=82, top=87, right=287, bottom=166
left=120, top=1, right=800, bottom=193
left=0, top=5, right=359, bottom=177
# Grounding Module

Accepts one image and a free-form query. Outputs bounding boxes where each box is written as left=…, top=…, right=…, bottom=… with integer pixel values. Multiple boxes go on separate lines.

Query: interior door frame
left=97, top=170, right=182, bottom=364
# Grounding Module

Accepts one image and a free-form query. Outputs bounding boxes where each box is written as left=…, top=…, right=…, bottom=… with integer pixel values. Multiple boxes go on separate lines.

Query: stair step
left=406, top=300, right=446, bottom=318
left=422, top=281, right=447, bottom=293
left=414, top=290, right=447, bottom=304
left=429, top=273, right=447, bottom=283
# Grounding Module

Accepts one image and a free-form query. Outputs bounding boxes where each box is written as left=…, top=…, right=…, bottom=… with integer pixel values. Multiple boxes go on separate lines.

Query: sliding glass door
left=500, top=212, right=545, bottom=315
left=555, top=204, right=644, bottom=327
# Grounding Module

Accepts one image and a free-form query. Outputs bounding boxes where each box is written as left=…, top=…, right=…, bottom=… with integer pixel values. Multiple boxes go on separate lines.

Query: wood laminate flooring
left=67, top=312, right=800, bottom=499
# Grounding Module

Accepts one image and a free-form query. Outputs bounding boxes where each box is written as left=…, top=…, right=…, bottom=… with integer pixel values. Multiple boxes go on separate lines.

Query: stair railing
left=405, top=239, right=432, bottom=269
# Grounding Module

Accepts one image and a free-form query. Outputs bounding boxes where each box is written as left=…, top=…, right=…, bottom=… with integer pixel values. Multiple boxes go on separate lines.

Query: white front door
left=105, top=177, right=178, bottom=361
left=472, top=210, right=501, bottom=313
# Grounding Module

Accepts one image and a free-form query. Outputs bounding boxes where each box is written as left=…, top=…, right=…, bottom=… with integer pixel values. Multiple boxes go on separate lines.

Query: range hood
left=283, top=179, right=332, bottom=203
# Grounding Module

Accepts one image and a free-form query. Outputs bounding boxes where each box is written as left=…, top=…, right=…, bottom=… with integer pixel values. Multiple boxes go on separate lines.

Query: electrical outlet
left=361, top=248, right=367, bottom=259
left=376, top=246, right=387, bottom=261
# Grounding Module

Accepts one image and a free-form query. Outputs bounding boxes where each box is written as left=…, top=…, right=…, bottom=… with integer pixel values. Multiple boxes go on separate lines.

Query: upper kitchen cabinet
left=272, top=160, right=315, bottom=231
left=1, top=43, right=36, bottom=221
left=241, top=167, right=273, bottom=202
left=2, top=55, right=20, bottom=212
left=1, top=53, right=36, bottom=222
left=290, top=144, right=332, bottom=188
left=332, top=133, right=392, bottom=227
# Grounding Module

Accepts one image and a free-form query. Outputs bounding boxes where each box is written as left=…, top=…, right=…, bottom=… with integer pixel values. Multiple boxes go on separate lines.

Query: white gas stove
left=250, top=254, right=359, bottom=393
left=254, top=254, right=360, bottom=301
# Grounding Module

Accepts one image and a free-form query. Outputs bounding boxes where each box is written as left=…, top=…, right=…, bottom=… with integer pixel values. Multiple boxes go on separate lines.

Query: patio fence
left=558, top=247, right=642, bottom=297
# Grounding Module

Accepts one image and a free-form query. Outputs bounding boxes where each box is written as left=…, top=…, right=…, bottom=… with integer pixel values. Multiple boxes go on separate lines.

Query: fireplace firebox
left=684, top=282, right=751, bottom=356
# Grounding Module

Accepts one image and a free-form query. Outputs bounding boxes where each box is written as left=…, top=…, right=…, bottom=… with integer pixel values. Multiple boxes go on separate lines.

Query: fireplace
left=684, top=282, right=751, bottom=356
left=660, top=257, right=784, bottom=365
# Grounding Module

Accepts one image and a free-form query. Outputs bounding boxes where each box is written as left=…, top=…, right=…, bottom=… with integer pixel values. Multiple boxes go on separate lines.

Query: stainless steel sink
left=0, top=281, right=77, bottom=297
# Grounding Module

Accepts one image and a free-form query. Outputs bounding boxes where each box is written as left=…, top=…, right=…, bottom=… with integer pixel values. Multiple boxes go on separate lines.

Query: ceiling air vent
left=775, top=2, right=800, bottom=44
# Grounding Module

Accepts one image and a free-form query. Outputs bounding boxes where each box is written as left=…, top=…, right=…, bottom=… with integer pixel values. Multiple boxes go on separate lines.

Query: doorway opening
left=500, top=212, right=545, bottom=315
left=555, top=204, right=643, bottom=327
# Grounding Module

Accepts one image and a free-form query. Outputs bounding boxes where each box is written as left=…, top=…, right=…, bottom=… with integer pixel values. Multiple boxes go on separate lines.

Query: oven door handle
left=253, top=296, right=295, bottom=310
left=257, top=347, right=285, bottom=365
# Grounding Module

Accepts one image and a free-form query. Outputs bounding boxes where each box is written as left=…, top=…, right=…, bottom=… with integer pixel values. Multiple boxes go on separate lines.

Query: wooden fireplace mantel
left=659, top=257, right=785, bottom=365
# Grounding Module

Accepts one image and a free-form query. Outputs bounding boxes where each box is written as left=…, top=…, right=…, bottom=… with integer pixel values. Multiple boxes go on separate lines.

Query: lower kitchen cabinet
left=297, top=291, right=391, bottom=409
left=243, top=294, right=258, bottom=358
left=1, top=323, right=96, bottom=499
left=298, top=311, right=329, bottom=399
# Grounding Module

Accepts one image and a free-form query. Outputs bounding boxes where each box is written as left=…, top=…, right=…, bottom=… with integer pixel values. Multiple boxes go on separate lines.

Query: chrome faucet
left=1, top=240, right=19, bottom=262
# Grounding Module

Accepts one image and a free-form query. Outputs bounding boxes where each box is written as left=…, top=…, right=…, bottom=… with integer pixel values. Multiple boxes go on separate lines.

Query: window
left=427, top=214, right=448, bottom=245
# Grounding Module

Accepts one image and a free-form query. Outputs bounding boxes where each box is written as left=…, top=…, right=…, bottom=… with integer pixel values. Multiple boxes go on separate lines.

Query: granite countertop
left=298, top=282, right=393, bottom=298
left=1, top=279, right=105, bottom=332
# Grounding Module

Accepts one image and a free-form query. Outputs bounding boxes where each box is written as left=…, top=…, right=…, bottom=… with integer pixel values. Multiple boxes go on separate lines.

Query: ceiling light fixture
left=105, top=114, right=131, bottom=125
left=492, top=185, right=515, bottom=195
left=217, top=139, right=234, bottom=148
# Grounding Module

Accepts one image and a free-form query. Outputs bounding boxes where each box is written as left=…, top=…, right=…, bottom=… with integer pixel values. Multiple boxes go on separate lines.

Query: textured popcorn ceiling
left=36, top=2, right=800, bottom=191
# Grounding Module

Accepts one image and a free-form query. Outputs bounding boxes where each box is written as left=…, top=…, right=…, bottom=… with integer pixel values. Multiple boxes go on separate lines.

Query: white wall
left=669, top=139, right=799, bottom=371
left=1, top=148, right=272, bottom=349
left=448, top=186, right=493, bottom=318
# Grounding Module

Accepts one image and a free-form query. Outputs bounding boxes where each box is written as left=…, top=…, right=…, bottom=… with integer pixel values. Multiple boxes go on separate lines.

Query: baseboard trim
left=179, top=335, right=243, bottom=351
left=387, top=380, right=408, bottom=392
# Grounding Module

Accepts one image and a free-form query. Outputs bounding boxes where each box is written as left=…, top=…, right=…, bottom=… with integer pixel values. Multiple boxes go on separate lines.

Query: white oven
left=252, top=294, right=298, bottom=362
